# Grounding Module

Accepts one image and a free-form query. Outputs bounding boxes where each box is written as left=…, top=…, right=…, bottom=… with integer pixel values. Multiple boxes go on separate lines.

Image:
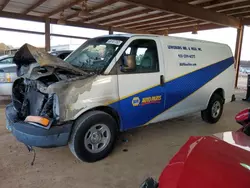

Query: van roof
left=103, top=34, right=159, bottom=38
left=101, top=34, right=229, bottom=46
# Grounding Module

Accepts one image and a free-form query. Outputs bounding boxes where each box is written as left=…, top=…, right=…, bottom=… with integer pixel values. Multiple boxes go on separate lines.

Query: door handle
left=160, top=75, right=164, bottom=86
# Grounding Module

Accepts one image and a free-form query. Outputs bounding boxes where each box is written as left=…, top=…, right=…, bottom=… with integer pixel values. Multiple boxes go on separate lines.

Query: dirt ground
left=0, top=91, right=249, bottom=188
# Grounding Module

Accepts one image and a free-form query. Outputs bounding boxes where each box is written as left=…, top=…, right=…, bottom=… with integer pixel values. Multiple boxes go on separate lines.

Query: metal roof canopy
left=0, top=0, right=249, bottom=34
left=0, top=0, right=248, bottom=87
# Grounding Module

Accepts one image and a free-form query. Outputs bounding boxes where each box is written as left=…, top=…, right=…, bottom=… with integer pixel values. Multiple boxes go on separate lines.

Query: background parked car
left=240, top=66, right=250, bottom=74
left=0, top=50, right=73, bottom=96
left=49, top=50, right=73, bottom=60
left=0, top=55, right=16, bottom=95
left=0, top=55, right=14, bottom=64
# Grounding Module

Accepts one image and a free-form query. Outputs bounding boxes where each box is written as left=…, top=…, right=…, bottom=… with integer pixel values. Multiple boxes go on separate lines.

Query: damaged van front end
left=6, top=36, right=128, bottom=162
left=5, top=44, right=98, bottom=147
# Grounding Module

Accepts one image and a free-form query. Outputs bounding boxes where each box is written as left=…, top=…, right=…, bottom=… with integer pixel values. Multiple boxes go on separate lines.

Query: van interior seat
left=140, top=48, right=158, bottom=71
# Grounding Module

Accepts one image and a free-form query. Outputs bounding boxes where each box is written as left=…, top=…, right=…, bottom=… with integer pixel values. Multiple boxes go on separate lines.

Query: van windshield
left=65, top=37, right=128, bottom=73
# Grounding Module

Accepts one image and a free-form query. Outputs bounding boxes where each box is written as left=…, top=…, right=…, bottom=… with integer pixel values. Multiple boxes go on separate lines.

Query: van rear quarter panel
left=148, top=36, right=234, bottom=124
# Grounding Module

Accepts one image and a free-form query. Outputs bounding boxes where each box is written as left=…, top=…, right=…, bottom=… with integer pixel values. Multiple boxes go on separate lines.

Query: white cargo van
left=6, top=34, right=235, bottom=162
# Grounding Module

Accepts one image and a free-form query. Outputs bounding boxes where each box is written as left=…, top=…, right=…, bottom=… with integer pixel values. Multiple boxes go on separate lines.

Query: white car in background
left=0, top=55, right=17, bottom=95
left=0, top=51, right=73, bottom=96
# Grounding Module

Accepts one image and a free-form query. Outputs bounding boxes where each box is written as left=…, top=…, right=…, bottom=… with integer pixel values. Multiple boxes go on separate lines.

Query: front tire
left=69, top=111, right=117, bottom=162
left=201, top=93, right=224, bottom=124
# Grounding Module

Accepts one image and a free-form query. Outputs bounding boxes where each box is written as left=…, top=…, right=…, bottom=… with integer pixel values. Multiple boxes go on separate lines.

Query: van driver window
left=121, top=39, right=159, bottom=73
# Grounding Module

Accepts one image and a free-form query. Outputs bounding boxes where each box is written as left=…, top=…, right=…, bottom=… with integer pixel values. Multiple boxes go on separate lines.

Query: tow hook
left=26, top=145, right=32, bottom=152
left=26, top=145, right=36, bottom=166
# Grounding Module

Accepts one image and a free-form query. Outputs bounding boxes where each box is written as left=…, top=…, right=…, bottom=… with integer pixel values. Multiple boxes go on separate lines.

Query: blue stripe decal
left=110, top=57, right=234, bottom=131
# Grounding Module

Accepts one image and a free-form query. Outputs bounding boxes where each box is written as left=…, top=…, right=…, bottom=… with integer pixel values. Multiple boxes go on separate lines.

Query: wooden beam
left=0, top=26, right=90, bottom=40
left=242, top=18, right=250, bottom=25
left=222, top=7, right=250, bottom=15
left=188, top=0, right=213, bottom=5
left=46, top=0, right=84, bottom=17
left=0, top=11, right=148, bottom=34
left=140, top=4, right=250, bottom=30
left=95, top=9, right=152, bottom=25
left=166, top=23, right=224, bottom=34
left=120, top=1, right=246, bottom=28
left=0, top=0, right=11, bottom=11
left=168, top=22, right=210, bottom=30
left=22, top=0, right=48, bottom=14
left=121, top=0, right=241, bottom=28
left=143, top=1, right=250, bottom=30
left=126, top=16, right=188, bottom=29
left=87, top=0, right=118, bottom=12
left=45, top=18, right=50, bottom=51
left=113, top=13, right=175, bottom=27
left=197, top=0, right=242, bottom=9
left=118, top=0, right=250, bottom=29
left=65, top=12, right=78, bottom=20
left=147, top=20, right=201, bottom=31
left=234, top=26, right=241, bottom=69
left=51, top=33, right=89, bottom=40
left=85, top=5, right=136, bottom=23
left=229, top=10, right=250, bottom=17
left=117, top=0, right=242, bottom=28
left=119, top=1, right=250, bottom=29
left=215, top=1, right=250, bottom=12
left=0, top=11, right=45, bottom=22
left=234, top=25, right=244, bottom=88
left=0, top=27, right=44, bottom=35
left=65, top=0, right=118, bottom=20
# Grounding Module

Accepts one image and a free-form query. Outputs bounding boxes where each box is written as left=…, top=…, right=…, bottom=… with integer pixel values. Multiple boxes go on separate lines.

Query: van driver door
left=117, top=38, right=165, bottom=130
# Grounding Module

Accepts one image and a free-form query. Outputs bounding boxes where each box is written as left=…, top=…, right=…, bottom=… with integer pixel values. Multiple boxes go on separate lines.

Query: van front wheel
left=201, top=93, right=224, bottom=124
left=69, top=111, right=117, bottom=162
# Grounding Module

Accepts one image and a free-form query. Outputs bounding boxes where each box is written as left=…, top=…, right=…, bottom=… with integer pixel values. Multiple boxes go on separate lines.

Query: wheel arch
left=206, top=88, right=225, bottom=107
left=73, top=105, right=121, bottom=131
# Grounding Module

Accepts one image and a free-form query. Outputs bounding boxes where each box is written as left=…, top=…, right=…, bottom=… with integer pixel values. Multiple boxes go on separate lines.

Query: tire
left=201, top=93, right=224, bottom=124
left=69, top=111, right=117, bottom=162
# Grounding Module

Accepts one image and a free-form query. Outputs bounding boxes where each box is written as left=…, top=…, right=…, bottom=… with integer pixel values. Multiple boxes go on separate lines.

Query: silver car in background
left=0, top=51, right=73, bottom=96
left=0, top=55, right=17, bottom=96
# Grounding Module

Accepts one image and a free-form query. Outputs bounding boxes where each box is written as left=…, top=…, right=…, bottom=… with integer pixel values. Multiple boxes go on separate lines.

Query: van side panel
left=147, top=37, right=234, bottom=124
left=104, top=36, right=234, bottom=130
left=148, top=65, right=234, bottom=124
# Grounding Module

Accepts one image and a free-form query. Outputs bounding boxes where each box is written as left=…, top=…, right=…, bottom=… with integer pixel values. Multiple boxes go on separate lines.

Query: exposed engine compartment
left=12, top=66, right=82, bottom=122
left=10, top=43, right=95, bottom=124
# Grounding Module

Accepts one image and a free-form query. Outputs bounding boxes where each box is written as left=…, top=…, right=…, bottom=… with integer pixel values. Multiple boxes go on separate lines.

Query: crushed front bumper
left=6, top=104, right=73, bottom=147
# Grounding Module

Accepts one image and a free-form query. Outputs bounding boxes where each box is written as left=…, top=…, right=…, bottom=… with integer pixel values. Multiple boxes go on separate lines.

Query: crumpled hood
left=13, top=43, right=86, bottom=76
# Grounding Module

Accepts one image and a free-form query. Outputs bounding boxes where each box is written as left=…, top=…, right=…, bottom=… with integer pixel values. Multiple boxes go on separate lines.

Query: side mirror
left=121, top=55, right=136, bottom=72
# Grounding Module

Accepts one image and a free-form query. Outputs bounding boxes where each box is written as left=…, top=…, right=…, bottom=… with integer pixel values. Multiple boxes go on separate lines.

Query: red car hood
left=214, top=129, right=250, bottom=151
left=159, top=134, right=250, bottom=188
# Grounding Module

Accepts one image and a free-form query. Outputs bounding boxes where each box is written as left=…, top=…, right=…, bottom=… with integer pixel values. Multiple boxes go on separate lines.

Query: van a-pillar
left=234, top=25, right=244, bottom=88
left=45, top=18, right=51, bottom=52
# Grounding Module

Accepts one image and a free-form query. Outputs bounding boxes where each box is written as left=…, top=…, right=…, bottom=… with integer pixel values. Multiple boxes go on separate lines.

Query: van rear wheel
left=69, top=111, right=117, bottom=162
left=201, top=93, right=224, bottom=124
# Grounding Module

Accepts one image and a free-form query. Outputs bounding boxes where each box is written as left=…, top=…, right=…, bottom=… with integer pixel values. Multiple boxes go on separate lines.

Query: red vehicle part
left=158, top=136, right=250, bottom=188
left=235, top=108, right=250, bottom=126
